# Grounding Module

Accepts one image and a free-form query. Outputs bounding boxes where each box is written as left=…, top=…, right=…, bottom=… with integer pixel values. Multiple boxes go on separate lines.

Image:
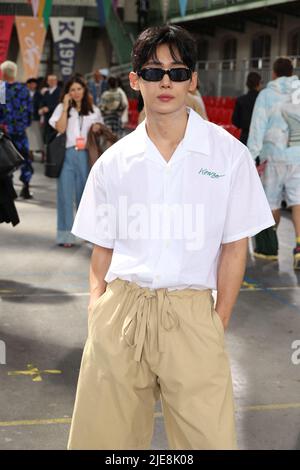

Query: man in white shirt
left=68, top=25, right=274, bottom=450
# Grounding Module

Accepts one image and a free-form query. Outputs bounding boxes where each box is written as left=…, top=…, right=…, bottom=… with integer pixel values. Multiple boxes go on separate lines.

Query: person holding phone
left=49, top=76, right=102, bottom=247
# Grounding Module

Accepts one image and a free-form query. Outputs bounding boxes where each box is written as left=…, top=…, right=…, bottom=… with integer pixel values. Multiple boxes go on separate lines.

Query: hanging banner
left=15, top=16, right=46, bottom=80
left=42, top=0, right=53, bottom=29
left=50, top=17, right=84, bottom=81
left=38, top=0, right=46, bottom=19
left=112, top=0, right=118, bottom=13
left=0, top=15, right=14, bottom=65
left=96, top=0, right=106, bottom=28
left=38, top=0, right=52, bottom=28
left=178, top=0, right=188, bottom=17
left=30, top=0, right=39, bottom=17
left=161, top=0, right=169, bottom=22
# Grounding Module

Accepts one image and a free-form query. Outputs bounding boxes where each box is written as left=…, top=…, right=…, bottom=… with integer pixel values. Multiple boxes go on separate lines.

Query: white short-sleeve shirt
left=49, top=103, right=103, bottom=148
left=72, top=109, right=275, bottom=290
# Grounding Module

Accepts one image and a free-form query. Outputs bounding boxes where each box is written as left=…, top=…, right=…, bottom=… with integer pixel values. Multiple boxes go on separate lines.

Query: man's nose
left=160, top=72, right=172, bottom=87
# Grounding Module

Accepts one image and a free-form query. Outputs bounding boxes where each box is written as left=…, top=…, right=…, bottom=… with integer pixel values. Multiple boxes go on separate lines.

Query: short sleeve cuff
left=71, top=229, right=115, bottom=249
left=222, top=220, right=275, bottom=244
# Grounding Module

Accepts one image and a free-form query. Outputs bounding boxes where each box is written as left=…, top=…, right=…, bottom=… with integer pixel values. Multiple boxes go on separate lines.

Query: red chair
left=125, top=108, right=139, bottom=130
left=206, top=106, right=214, bottom=121
left=233, top=126, right=241, bottom=139
left=223, top=97, right=234, bottom=109
left=223, top=108, right=233, bottom=124
left=128, top=99, right=138, bottom=111
left=209, top=108, right=220, bottom=123
left=215, top=97, right=223, bottom=108
left=206, top=96, right=217, bottom=107
left=222, top=124, right=233, bottom=135
left=222, top=124, right=241, bottom=139
left=216, top=108, right=227, bottom=124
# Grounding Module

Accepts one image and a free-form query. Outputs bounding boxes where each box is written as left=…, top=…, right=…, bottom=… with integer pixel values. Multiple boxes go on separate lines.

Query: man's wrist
left=215, top=306, right=231, bottom=330
left=89, top=284, right=107, bottom=309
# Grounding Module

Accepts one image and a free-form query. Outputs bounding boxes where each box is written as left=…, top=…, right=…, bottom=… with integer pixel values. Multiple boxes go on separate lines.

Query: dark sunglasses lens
left=169, top=68, right=191, bottom=81
left=139, top=68, right=191, bottom=82
left=141, top=69, right=164, bottom=81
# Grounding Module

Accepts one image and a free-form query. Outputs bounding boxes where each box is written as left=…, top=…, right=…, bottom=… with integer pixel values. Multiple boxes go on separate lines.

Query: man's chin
left=149, top=104, right=186, bottom=116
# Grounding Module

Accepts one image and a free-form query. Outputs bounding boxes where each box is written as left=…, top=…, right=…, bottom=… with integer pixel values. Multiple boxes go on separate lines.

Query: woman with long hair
left=49, top=75, right=102, bottom=247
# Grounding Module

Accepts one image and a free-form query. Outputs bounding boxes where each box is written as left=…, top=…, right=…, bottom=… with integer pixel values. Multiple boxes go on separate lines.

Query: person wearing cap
left=88, top=69, right=108, bottom=107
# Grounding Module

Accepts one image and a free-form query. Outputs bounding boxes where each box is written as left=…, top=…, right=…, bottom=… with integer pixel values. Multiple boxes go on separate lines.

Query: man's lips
left=157, top=95, right=174, bottom=102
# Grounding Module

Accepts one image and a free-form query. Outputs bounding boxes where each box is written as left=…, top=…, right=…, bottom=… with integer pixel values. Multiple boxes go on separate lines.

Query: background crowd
left=1, top=54, right=300, bottom=269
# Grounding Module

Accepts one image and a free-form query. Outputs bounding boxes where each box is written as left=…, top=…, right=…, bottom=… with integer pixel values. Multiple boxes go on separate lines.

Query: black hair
left=26, top=78, right=38, bottom=84
left=273, top=57, right=293, bottom=78
left=246, top=72, right=261, bottom=90
left=61, top=75, right=93, bottom=116
left=132, top=25, right=197, bottom=72
left=137, top=93, right=144, bottom=113
left=108, top=76, right=118, bottom=89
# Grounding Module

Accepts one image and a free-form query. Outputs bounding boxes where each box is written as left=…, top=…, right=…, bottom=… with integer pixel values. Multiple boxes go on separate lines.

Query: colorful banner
left=179, top=0, right=188, bottom=17
left=96, top=0, right=106, bottom=28
left=30, top=0, right=39, bottom=17
left=112, top=0, right=118, bottom=13
left=38, top=0, right=46, bottom=19
left=161, top=0, right=169, bottom=22
left=15, top=16, right=46, bottom=80
left=39, top=0, right=52, bottom=29
left=50, top=17, right=84, bottom=81
left=0, top=15, right=14, bottom=65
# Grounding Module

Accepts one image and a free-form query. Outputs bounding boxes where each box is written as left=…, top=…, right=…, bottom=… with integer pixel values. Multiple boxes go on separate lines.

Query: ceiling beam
left=245, top=11, right=278, bottom=28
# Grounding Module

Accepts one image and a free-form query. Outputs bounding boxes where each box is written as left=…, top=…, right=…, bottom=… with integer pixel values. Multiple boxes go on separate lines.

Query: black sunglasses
left=137, top=68, right=192, bottom=82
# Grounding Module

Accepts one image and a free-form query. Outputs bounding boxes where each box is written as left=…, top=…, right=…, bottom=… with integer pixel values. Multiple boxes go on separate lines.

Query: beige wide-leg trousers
left=68, top=278, right=237, bottom=450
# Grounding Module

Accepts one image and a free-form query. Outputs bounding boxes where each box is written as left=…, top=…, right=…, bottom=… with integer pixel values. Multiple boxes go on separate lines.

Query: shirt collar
left=123, top=108, right=210, bottom=158
left=181, top=108, right=210, bottom=156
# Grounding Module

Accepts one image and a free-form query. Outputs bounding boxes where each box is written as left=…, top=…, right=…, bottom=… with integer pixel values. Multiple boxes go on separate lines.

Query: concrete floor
left=0, top=162, right=300, bottom=450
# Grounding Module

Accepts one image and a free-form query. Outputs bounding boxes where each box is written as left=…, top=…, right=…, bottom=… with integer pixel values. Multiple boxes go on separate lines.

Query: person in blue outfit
left=0, top=61, right=33, bottom=199
left=88, top=69, right=108, bottom=107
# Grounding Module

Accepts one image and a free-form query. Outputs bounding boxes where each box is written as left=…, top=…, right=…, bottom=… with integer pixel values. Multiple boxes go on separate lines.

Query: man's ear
left=129, top=71, right=140, bottom=91
left=188, top=71, right=198, bottom=93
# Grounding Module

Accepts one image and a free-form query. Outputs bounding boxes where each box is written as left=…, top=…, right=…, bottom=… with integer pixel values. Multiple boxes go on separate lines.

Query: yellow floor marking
left=8, top=364, right=62, bottom=382
left=0, top=418, right=71, bottom=427
left=1, top=403, right=300, bottom=427
left=242, top=281, right=258, bottom=290
left=238, top=402, right=300, bottom=411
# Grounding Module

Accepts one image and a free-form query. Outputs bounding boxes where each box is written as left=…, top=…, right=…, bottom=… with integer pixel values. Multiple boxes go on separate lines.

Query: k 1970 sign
left=50, top=17, right=84, bottom=81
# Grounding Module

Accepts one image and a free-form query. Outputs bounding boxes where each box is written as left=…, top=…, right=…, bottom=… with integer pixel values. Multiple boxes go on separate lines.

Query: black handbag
left=45, top=133, right=66, bottom=178
left=0, top=131, right=24, bottom=177
left=254, top=226, right=278, bottom=257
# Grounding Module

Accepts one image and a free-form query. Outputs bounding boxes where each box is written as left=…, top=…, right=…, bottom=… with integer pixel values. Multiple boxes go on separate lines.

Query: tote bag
left=0, top=131, right=24, bottom=176
left=45, top=133, right=66, bottom=178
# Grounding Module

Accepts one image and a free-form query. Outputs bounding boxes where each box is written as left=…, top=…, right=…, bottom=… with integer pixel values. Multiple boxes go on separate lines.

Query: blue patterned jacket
left=0, top=81, right=32, bottom=135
